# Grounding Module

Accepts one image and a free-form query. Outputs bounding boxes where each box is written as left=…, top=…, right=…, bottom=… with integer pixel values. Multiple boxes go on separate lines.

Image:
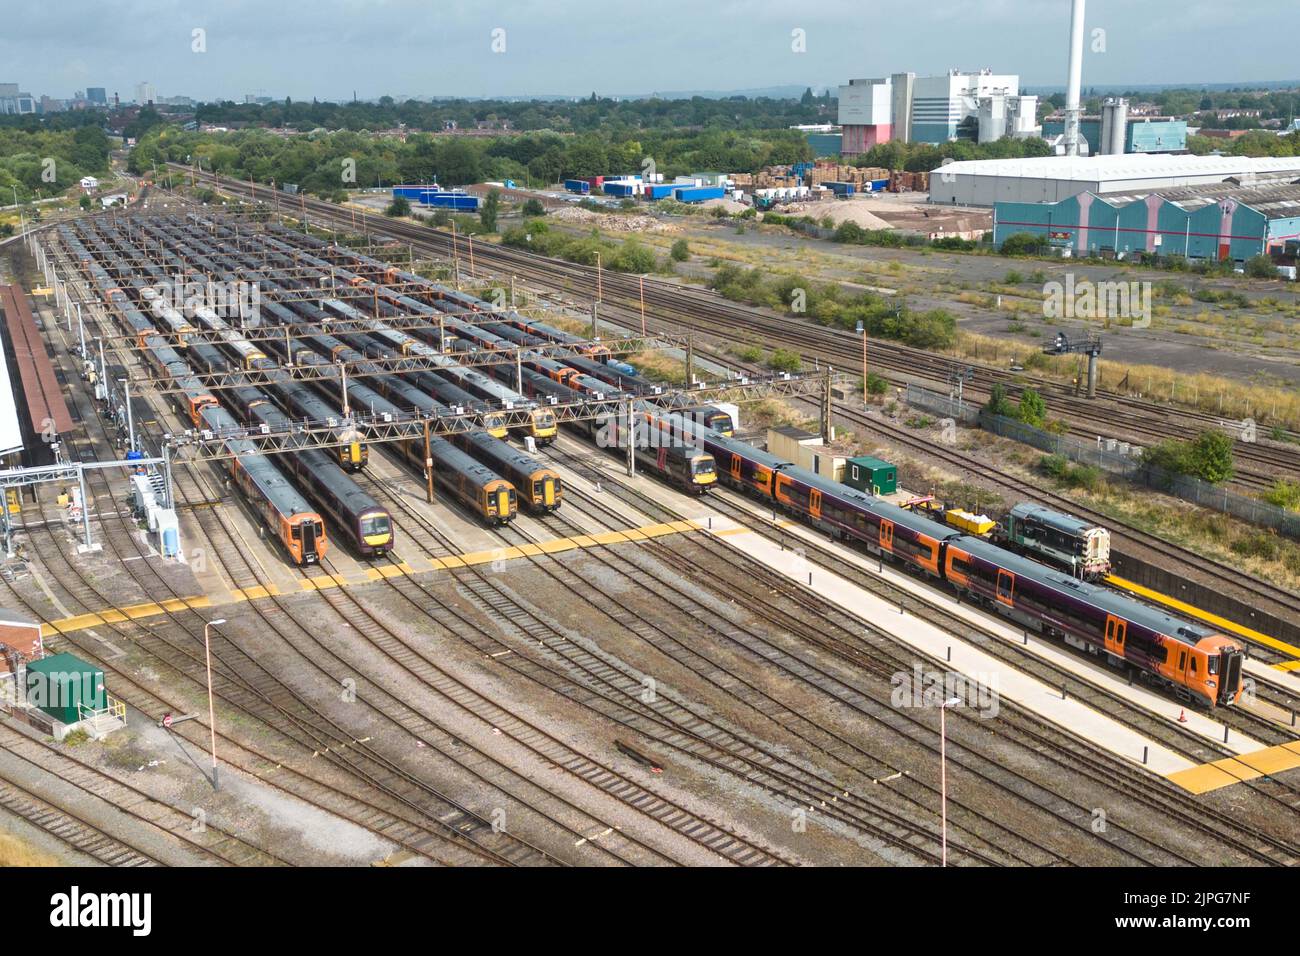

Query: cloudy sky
left=5, top=0, right=1296, bottom=102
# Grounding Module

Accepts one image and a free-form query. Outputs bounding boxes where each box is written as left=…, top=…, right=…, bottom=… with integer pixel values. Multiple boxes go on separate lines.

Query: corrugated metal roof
left=939, top=154, right=1300, bottom=183
left=0, top=284, right=74, bottom=439
left=1104, top=179, right=1300, bottom=221
left=0, top=289, right=24, bottom=457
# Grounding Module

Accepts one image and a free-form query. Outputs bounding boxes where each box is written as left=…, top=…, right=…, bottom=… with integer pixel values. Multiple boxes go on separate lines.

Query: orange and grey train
left=693, top=427, right=1246, bottom=708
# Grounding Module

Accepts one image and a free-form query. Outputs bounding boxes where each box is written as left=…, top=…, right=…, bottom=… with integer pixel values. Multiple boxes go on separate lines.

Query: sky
left=3, top=0, right=1296, bottom=103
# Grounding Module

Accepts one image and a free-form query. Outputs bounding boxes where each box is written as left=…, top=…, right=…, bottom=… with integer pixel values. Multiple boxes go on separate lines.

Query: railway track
left=171, top=174, right=1300, bottom=650
left=537, top=436, right=1300, bottom=864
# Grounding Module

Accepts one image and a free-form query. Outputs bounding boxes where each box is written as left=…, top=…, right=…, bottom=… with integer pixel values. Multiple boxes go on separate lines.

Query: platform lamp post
left=939, top=696, right=961, bottom=866
left=204, top=619, right=227, bottom=791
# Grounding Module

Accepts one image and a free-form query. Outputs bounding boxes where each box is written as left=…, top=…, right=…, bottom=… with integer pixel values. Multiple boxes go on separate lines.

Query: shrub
left=385, top=196, right=411, bottom=218
left=768, top=348, right=802, bottom=373
left=1016, top=388, right=1047, bottom=428
left=865, top=372, right=889, bottom=395
left=1000, top=232, right=1045, bottom=256
left=669, top=238, right=690, bottom=262
left=1244, top=255, right=1277, bottom=279
left=521, top=198, right=545, bottom=217
left=985, top=383, right=1014, bottom=417
left=1142, top=430, right=1235, bottom=484
left=1003, top=270, right=1024, bottom=285
left=1264, top=479, right=1300, bottom=511
left=734, top=344, right=763, bottom=363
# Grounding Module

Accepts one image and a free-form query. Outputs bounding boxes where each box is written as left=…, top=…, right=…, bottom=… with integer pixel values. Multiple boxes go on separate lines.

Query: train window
left=360, top=514, right=391, bottom=538
left=1208, top=656, right=1218, bottom=674
left=996, top=570, right=1014, bottom=602
left=1190, top=657, right=1197, bottom=675
left=950, top=555, right=971, bottom=577
left=1178, top=651, right=1187, bottom=670
left=291, top=525, right=302, bottom=540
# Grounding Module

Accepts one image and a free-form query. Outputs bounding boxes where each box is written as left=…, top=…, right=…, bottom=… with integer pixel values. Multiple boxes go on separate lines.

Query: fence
left=978, top=410, right=1300, bottom=540
left=905, top=384, right=980, bottom=425
left=903, top=384, right=1300, bottom=539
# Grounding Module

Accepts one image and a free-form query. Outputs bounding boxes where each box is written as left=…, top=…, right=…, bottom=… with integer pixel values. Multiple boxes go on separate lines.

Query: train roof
left=1009, top=502, right=1103, bottom=535
left=953, top=534, right=1215, bottom=645
left=462, top=431, right=552, bottom=474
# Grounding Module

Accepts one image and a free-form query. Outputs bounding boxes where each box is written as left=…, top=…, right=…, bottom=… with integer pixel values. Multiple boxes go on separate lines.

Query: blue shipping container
left=825, top=181, right=856, bottom=196
left=673, top=185, right=725, bottom=203
left=871, top=179, right=889, bottom=192
left=603, top=182, right=635, bottom=197
left=643, top=183, right=679, bottom=200
left=419, top=190, right=479, bottom=211
left=564, top=179, right=591, bottom=194
left=393, top=185, right=429, bottom=199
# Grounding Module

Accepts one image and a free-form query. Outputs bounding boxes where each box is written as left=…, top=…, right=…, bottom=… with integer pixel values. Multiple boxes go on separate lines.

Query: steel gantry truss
left=165, top=374, right=832, bottom=463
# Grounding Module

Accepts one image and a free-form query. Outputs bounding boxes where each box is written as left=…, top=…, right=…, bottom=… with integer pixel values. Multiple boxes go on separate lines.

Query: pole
left=76, top=303, right=85, bottom=358
left=515, top=349, right=522, bottom=393
left=821, top=365, right=832, bottom=440
left=862, top=327, right=867, bottom=403
left=123, top=379, right=135, bottom=452
left=339, top=362, right=350, bottom=417
left=78, top=466, right=92, bottom=550
left=423, top=420, right=434, bottom=504
left=639, top=276, right=646, bottom=336
left=686, top=332, right=695, bottom=388
left=625, top=400, right=636, bottom=477
left=452, top=220, right=460, bottom=287
left=590, top=300, right=598, bottom=340
left=163, top=444, right=174, bottom=510
left=596, top=252, right=603, bottom=303
left=468, top=235, right=475, bottom=278
left=204, top=620, right=223, bottom=790
left=510, top=274, right=516, bottom=308
left=940, top=703, right=948, bottom=867
left=97, top=337, right=106, bottom=397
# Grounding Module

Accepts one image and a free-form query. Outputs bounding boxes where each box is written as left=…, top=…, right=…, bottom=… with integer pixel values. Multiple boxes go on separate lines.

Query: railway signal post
left=204, top=618, right=227, bottom=791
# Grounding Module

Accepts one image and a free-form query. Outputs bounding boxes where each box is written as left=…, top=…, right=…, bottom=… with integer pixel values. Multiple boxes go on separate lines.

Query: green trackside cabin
left=25, top=652, right=106, bottom=724
left=843, top=456, right=897, bottom=495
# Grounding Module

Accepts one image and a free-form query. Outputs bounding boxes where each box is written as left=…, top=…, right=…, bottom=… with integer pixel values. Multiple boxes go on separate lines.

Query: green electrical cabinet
left=843, top=456, right=897, bottom=495
left=25, top=652, right=106, bottom=725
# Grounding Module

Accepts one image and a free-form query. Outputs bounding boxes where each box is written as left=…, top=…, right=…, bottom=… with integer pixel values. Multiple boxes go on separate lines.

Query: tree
left=1016, top=388, right=1047, bottom=427
left=78, top=194, right=92, bottom=210
left=1000, top=232, right=1045, bottom=256
left=479, top=189, right=500, bottom=232
left=521, top=198, right=544, bottom=217
left=669, top=238, right=690, bottom=262
left=1188, top=430, right=1235, bottom=483
left=385, top=195, right=411, bottom=217
left=985, top=382, right=1013, bottom=417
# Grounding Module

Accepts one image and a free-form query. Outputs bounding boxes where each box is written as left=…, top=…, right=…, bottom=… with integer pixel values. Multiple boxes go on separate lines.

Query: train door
left=730, top=453, right=741, bottom=482
left=996, top=569, right=1015, bottom=607
left=809, top=488, right=822, bottom=520
left=300, top=521, right=319, bottom=564
left=1104, top=615, right=1127, bottom=657
left=497, top=488, right=512, bottom=519
left=542, top=476, right=556, bottom=508
left=880, top=519, right=894, bottom=552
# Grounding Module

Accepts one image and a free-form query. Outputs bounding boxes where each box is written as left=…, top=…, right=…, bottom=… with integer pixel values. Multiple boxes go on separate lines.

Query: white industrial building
left=838, top=70, right=1036, bottom=154
left=929, top=154, right=1300, bottom=206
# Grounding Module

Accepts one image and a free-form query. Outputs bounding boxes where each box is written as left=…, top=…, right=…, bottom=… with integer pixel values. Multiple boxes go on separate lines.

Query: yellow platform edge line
left=42, top=519, right=698, bottom=636
left=1107, top=574, right=1300, bottom=660
left=1166, top=740, right=1300, bottom=794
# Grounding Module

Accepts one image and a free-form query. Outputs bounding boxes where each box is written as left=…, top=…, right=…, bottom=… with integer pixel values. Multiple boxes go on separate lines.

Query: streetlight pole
left=204, top=618, right=227, bottom=790
left=856, top=320, right=867, bottom=403
left=940, top=696, right=961, bottom=866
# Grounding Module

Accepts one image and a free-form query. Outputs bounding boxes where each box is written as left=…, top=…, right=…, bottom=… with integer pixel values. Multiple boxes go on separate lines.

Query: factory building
left=992, top=176, right=1300, bottom=262
left=839, top=70, right=1036, bottom=154
left=930, top=154, right=1300, bottom=206
left=1042, top=98, right=1187, bottom=155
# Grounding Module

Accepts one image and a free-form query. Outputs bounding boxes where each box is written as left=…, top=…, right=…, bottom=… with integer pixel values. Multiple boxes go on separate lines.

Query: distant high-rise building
left=0, top=84, right=36, bottom=115
left=135, top=81, right=156, bottom=105
left=86, top=87, right=107, bottom=105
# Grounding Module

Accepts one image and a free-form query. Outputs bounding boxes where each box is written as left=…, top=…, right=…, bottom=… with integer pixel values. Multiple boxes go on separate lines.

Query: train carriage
left=450, top=430, right=561, bottom=513
left=946, top=536, right=1243, bottom=707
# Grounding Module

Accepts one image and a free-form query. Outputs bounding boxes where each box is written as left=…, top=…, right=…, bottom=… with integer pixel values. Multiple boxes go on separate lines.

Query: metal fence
left=902, top=383, right=1300, bottom=539
left=977, top=410, right=1300, bottom=540
left=905, top=384, right=980, bottom=425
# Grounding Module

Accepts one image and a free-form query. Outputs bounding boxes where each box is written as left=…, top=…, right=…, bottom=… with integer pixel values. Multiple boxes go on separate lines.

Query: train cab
left=483, top=480, right=517, bottom=524
left=528, top=407, right=558, bottom=444
left=357, top=507, right=393, bottom=556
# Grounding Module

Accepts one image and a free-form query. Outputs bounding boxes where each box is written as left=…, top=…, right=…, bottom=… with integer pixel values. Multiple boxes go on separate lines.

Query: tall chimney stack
left=1063, top=0, right=1086, bottom=156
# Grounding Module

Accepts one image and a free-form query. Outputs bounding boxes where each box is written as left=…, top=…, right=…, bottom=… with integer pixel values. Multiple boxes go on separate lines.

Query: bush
left=984, top=382, right=1013, bottom=417
left=768, top=348, right=802, bottom=373
left=1244, top=254, right=1277, bottom=279
left=669, top=238, right=690, bottom=262
left=1263, top=479, right=1300, bottom=511
left=1016, top=388, right=1047, bottom=428
left=734, top=344, right=763, bottom=363
left=1000, top=232, right=1046, bottom=257
left=521, top=198, right=544, bottom=217
left=1142, top=430, right=1235, bottom=484
left=479, top=189, right=500, bottom=232
left=1003, top=270, right=1024, bottom=285
left=865, top=372, right=889, bottom=395
left=1230, top=532, right=1279, bottom=560
left=385, top=196, right=411, bottom=218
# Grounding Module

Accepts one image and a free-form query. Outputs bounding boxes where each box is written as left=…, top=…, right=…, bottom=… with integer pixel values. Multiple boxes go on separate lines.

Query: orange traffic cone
left=1177, top=709, right=1188, bottom=723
